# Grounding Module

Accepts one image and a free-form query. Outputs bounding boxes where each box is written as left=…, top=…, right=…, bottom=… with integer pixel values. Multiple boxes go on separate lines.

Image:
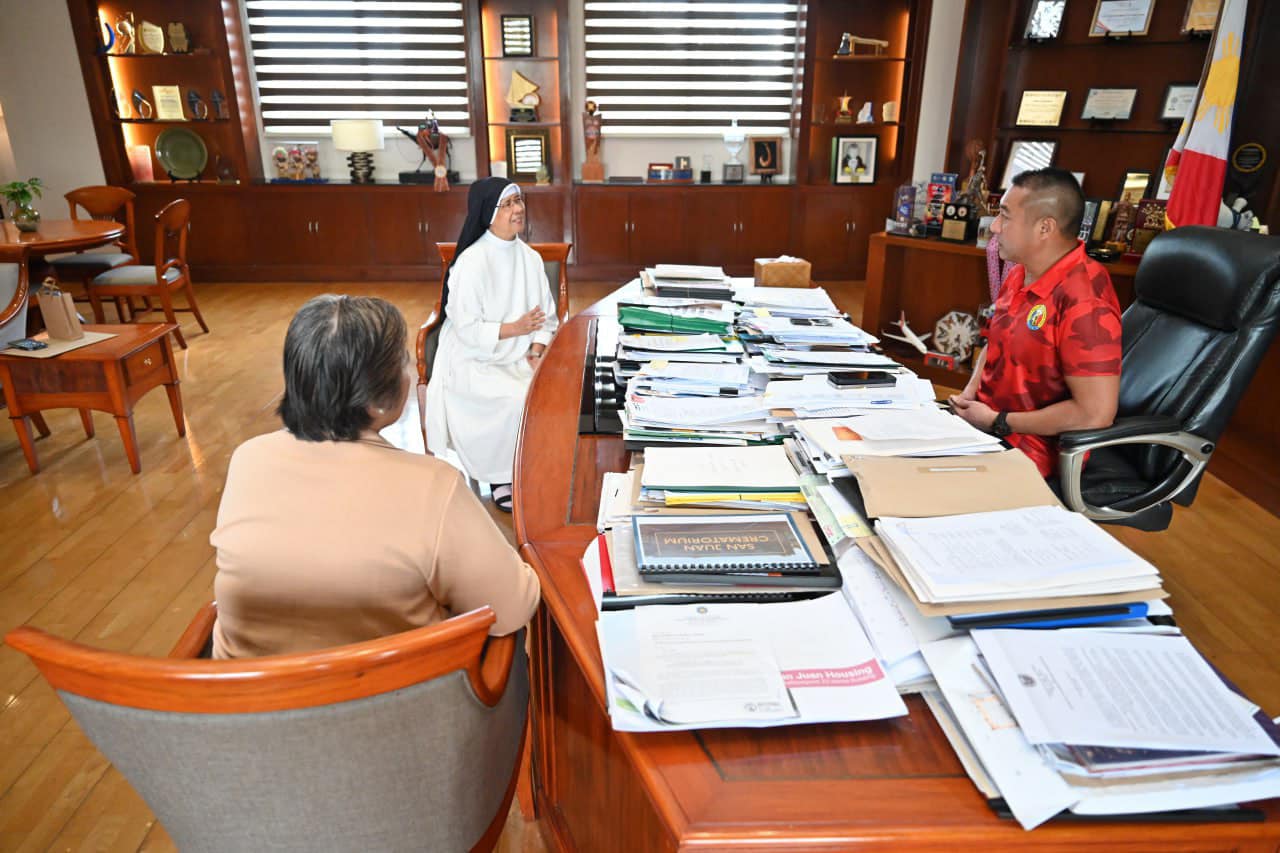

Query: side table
left=0, top=324, right=184, bottom=474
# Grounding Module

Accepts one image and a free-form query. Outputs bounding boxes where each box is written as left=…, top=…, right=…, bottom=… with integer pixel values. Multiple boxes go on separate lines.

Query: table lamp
left=330, top=119, right=385, bottom=183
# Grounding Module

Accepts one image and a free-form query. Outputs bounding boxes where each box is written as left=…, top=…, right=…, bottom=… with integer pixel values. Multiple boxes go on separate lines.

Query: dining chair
left=86, top=198, right=209, bottom=348
left=0, top=244, right=52, bottom=438
left=415, top=241, right=571, bottom=450
left=6, top=603, right=529, bottom=853
left=52, top=186, right=140, bottom=304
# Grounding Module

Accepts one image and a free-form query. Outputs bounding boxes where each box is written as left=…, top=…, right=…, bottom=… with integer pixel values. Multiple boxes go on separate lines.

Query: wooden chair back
left=153, top=198, right=191, bottom=281
left=434, top=240, right=571, bottom=323
left=66, top=185, right=139, bottom=259
left=0, top=244, right=30, bottom=329
left=6, top=605, right=526, bottom=852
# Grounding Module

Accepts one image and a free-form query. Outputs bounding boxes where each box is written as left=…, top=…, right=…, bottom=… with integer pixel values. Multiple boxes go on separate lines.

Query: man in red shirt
left=950, top=168, right=1122, bottom=477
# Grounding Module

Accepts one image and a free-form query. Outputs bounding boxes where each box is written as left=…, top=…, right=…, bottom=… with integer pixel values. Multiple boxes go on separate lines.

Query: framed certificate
left=1015, top=90, right=1067, bottom=127
left=1000, top=139, right=1058, bottom=190
left=1081, top=88, right=1137, bottom=120
left=1089, top=0, right=1155, bottom=37
left=151, top=85, right=186, bottom=121
left=1160, top=84, right=1197, bottom=120
left=1119, top=170, right=1151, bottom=204
left=1182, top=0, right=1222, bottom=33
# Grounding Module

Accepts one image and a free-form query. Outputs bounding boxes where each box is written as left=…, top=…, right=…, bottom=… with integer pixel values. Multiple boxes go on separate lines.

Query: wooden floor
left=1, top=279, right=1278, bottom=852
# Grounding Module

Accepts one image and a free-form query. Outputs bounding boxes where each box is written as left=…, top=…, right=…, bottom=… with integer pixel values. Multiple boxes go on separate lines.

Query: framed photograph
left=1025, top=0, right=1066, bottom=39
left=1081, top=88, right=1137, bottom=120
left=831, top=136, right=877, bottom=184
left=1015, top=90, right=1067, bottom=127
left=646, top=162, right=674, bottom=182
left=999, top=139, right=1058, bottom=189
left=1119, top=170, right=1151, bottom=203
left=673, top=155, right=691, bottom=172
left=1089, top=0, right=1155, bottom=36
left=1160, top=84, right=1197, bottom=121
left=505, top=128, right=550, bottom=182
left=748, top=136, right=782, bottom=176
left=500, top=15, right=535, bottom=57
left=1182, top=0, right=1222, bottom=34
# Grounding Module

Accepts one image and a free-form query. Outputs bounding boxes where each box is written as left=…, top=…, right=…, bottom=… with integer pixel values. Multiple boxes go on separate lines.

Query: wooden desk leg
left=115, top=414, right=141, bottom=474
left=10, top=416, right=39, bottom=474
left=31, top=412, right=51, bottom=438
left=161, top=336, right=186, bottom=437
left=78, top=409, right=95, bottom=438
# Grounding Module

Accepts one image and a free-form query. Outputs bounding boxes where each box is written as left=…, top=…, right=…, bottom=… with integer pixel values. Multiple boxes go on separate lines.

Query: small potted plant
left=2, top=177, right=44, bottom=232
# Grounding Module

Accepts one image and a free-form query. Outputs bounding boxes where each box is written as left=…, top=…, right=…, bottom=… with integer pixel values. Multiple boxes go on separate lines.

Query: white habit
left=425, top=230, right=559, bottom=483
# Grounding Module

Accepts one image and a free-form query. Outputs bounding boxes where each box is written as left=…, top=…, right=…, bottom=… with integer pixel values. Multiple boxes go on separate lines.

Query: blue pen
left=869, top=399, right=893, bottom=405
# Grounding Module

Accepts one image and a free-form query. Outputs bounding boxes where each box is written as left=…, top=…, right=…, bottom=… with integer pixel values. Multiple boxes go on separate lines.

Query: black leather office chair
left=1057, top=226, right=1280, bottom=531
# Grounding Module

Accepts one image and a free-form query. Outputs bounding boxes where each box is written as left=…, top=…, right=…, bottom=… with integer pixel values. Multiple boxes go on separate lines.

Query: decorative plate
left=154, top=128, right=208, bottom=180
left=933, top=310, right=981, bottom=359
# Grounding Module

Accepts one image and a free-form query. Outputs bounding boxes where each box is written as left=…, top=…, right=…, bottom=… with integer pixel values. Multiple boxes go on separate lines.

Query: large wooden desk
left=513, top=292, right=1280, bottom=851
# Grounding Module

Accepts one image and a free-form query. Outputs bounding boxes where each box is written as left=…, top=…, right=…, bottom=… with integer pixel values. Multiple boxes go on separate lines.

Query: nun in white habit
left=425, top=178, right=559, bottom=511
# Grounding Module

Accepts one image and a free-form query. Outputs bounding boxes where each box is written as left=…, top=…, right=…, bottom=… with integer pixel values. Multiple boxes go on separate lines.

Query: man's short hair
left=278, top=295, right=407, bottom=442
left=1011, top=167, right=1085, bottom=239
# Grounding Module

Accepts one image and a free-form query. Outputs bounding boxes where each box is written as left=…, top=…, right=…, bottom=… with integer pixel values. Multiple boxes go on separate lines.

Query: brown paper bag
left=38, top=282, right=84, bottom=341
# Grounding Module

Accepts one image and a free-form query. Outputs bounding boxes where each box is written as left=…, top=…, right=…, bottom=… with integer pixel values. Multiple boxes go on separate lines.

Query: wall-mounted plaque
left=506, top=127, right=550, bottom=182
left=1090, top=0, right=1155, bottom=36
left=1025, top=0, right=1066, bottom=39
left=1081, top=88, right=1137, bottom=120
left=1182, top=0, right=1222, bottom=33
left=138, top=20, right=165, bottom=54
left=501, top=15, right=535, bottom=56
left=1000, top=139, right=1058, bottom=189
left=1160, top=84, right=1197, bottom=121
left=1230, top=142, right=1266, bottom=174
left=152, top=85, right=186, bottom=121
left=1015, top=90, right=1067, bottom=126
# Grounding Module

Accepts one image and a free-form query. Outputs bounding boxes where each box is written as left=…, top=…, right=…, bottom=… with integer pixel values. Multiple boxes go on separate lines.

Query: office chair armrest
left=1058, top=415, right=1183, bottom=450
left=1057, top=418, right=1215, bottom=522
left=169, top=602, right=218, bottom=659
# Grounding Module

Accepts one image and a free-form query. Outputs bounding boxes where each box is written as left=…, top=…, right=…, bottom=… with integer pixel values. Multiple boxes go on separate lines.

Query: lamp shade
left=330, top=119, right=385, bottom=152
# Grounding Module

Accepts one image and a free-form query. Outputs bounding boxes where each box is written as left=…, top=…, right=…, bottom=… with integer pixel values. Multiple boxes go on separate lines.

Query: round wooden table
left=0, top=219, right=126, bottom=254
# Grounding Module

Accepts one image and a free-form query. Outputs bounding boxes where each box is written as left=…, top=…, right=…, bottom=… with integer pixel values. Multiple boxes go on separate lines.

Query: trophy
left=507, top=71, right=541, bottom=122
left=138, top=20, right=165, bottom=54
left=959, top=140, right=991, bottom=217
left=96, top=16, right=115, bottom=54
left=115, top=12, right=137, bottom=55
left=108, top=86, right=125, bottom=119
left=856, top=101, right=874, bottom=124
left=131, top=89, right=154, bottom=120
left=210, top=89, right=229, bottom=120
left=722, top=118, right=745, bottom=183
left=582, top=100, right=604, bottom=182
left=836, top=33, right=852, bottom=55
left=835, top=93, right=853, bottom=124
left=167, top=22, right=191, bottom=54
left=187, top=89, right=209, bottom=120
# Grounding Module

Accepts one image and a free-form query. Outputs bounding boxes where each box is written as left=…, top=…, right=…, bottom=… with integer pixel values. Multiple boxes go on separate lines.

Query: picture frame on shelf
left=505, top=128, right=550, bottom=182
left=1119, top=170, right=1151, bottom=204
left=1081, top=87, right=1137, bottom=121
left=999, top=139, right=1057, bottom=190
left=647, top=162, right=674, bottom=182
left=501, top=15, right=535, bottom=57
left=1015, top=90, right=1067, bottom=127
left=1025, top=0, right=1066, bottom=40
left=673, top=155, right=691, bottom=172
left=831, top=136, right=877, bottom=184
left=151, top=85, right=185, bottom=121
left=1089, top=0, right=1155, bottom=36
left=748, top=136, right=782, bottom=181
left=1182, top=0, right=1222, bottom=34
left=1160, top=84, right=1198, bottom=121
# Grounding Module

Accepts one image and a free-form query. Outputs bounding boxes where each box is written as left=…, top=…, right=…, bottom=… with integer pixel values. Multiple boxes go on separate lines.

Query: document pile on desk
left=921, top=629, right=1280, bottom=829
left=643, top=264, right=735, bottom=300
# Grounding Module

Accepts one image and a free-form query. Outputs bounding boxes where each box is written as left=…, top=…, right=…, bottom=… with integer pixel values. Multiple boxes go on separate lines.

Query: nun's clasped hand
left=510, top=306, right=546, bottom=336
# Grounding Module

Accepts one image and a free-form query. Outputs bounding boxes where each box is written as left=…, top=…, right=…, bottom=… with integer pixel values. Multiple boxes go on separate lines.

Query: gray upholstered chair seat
left=92, top=265, right=180, bottom=287
left=52, top=252, right=134, bottom=270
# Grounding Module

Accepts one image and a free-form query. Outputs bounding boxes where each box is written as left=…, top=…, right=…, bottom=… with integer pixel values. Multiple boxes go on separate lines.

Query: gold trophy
left=507, top=71, right=541, bottom=123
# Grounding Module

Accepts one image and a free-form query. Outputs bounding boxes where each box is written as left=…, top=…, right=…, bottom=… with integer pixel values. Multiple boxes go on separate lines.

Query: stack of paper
left=764, top=373, right=938, bottom=419
left=750, top=344, right=899, bottom=378
left=738, top=286, right=842, bottom=318
left=618, top=298, right=735, bottom=335
left=740, top=314, right=877, bottom=347
left=641, top=445, right=801, bottom=495
left=623, top=393, right=782, bottom=448
left=874, top=505, right=1164, bottom=606
left=632, top=360, right=754, bottom=397
left=793, top=410, right=1003, bottom=464
left=644, top=264, right=733, bottom=300
left=617, top=333, right=742, bottom=365
left=597, top=593, right=908, bottom=730
left=921, top=631, right=1280, bottom=829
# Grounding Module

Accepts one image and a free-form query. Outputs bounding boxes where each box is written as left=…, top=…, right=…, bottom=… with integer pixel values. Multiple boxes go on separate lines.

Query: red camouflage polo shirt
left=977, top=241, right=1122, bottom=477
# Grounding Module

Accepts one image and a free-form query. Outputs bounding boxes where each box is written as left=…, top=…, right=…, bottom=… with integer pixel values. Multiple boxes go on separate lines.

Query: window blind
left=245, top=0, right=471, bottom=137
left=584, top=1, right=801, bottom=136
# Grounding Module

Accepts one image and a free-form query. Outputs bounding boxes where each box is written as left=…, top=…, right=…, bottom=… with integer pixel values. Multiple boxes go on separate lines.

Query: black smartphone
left=827, top=370, right=895, bottom=388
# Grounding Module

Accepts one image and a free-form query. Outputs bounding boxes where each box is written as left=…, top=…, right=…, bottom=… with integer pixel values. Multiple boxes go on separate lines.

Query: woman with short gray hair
left=209, top=294, right=540, bottom=659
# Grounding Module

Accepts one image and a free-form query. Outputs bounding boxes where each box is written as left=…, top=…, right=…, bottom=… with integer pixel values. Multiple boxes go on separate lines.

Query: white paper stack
left=632, top=360, right=754, bottom=397
left=875, top=506, right=1163, bottom=604
left=763, top=373, right=938, bottom=416
left=794, top=410, right=1003, bottom=461
left=740, top=314, right=878, bottom=347
left=738, top=286, right=842, bottom=318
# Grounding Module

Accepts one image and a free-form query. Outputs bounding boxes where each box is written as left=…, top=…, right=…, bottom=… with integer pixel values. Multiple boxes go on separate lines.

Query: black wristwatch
left=991, top=411, right=1013, bottom=438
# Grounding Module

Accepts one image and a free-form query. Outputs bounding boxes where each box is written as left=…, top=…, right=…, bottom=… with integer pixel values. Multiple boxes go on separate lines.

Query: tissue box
left=753, top=258, right=811, bottom=288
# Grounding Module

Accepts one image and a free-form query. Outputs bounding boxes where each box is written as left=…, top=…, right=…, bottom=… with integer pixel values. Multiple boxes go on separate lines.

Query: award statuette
left=836, top=32, right=852, bottom=55
left=835, top=93, right=853, bottom=124
left=115, top=12, right=137, bottom=55
left=138, top=20, right=165, bottom=54
left=167, top=22, right=192, bottom=53
left=186, top=89, right=210, bottom=120
left=506, top=71, right=541, bottom=122
left=210, top=89, right=230, bottom=120
left=131, top=89, right=154, bottom=120
left=108, top=86, right=125, bottom=119
left=722, top=119, right=745, bottom=184
left=96, top=16, right=115, bottom=54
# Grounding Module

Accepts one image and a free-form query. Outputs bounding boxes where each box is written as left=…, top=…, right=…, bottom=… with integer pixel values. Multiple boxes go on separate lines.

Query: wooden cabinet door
left=185, top=192, right=251, bottom=268
left=739, top=187, right=794, bottom=268
left=796, top=190, right=855, bottom=278
left=308, top=193, right=371, bottom=267
left=524, top=188, right=566, bottom=245
left=574, top=188, right=629, bottom=265
left=370, top=192, right=428, bottom=266
left=420, top=190, right=467, bottom=256
left=629, top=189, right=690, bottom=266
left=248, top=193, right=316, bottom=266
left=683, top=190, right=738, bottom=267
